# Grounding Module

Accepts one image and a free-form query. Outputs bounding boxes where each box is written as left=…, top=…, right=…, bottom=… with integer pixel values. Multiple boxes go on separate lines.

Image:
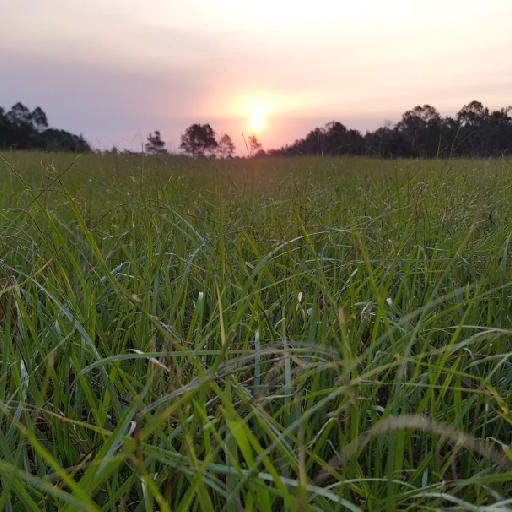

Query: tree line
left=144, top=124, right=263, bottom=158
left=0, top=102, right=91, bottom=152
left=268, top=101, right=512, bottom=158
left=146, top=100, right=512, bottom=159
left=3, top=99, right=511, bottom=158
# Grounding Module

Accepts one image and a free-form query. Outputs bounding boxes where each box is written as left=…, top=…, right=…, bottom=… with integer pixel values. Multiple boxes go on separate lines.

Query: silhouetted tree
left=486, top=107, right=512, bottom=156
left=324, top=122, right=347, bottom=153
left=216, top=133, right=235, bottom=158
left=271, top=122, right=364, bottom=156
left=3, top=102, right=34, bottom=148
left=40, top=130, right=91, bottom=152
left=7, top=102, right=32, bottom=126
left=457, top=100, right=489, bottom=128
left=180, top=124, right=218, bottom=157
left=396, top=105, right=442, bottom=157
left=2, top=98, right=511, bottom=158
left=302, top=127, right=327, bottom=155
left=31, top=106, right=48, bottom=132
left=0, top=101, right=91, bottom=151
left=145, top=131, right=167, bottom=154
left=0, top=107, right=7, bottom=137
left=247, top=134, right=263, bottom=156
left=270, top=99, right=512, bottom=158
left=364, top=125, right=408, bottom=158
left=454, top=100, right=492, bottom=156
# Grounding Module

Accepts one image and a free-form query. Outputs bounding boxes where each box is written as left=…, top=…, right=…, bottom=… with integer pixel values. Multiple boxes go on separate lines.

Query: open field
left=0, top=152, right=512, bottom=510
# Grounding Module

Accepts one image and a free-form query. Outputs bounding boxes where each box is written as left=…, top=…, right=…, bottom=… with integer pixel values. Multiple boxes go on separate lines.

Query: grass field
left=0, top=152, right=511, bottom=511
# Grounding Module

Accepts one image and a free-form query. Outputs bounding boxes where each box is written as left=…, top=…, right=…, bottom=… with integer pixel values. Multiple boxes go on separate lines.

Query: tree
left=7, top=102, right=32, bottom=126
left=397, top=105, right=442, bottom=157
left=216, top=133, right=235, bottom=159
left=31, top=106, right=48, bottom=132
left=455, top=101, right=491, bottom=156
left=145, top=131, right=167, bottom=154
left=268, top=121, right=364, bottom=156
left=324, top=121, right=347, bottom=153
left=0, top=101, right=91, bottom=151
left=302, top=127, right=327, bottom=155
left=457, top=100, right=489, bottom=128
left=247, top=134, right=262, bottom=156
left=0, top=107, right=10, bottom=148
left=323, top=122, right=364, bottom=155
left=40, top=129, right=91, bottom=152
left=180, top=124, right=218, bottom=157
left=3, top=102, right=34, bottom=149
left=265, top=99, right=512, bottom=158
left=364, top=125, right=409, bottom=158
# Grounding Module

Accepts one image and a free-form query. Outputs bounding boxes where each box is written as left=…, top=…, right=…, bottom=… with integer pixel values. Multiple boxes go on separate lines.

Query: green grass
left=0, top=151, right=511, bottom=511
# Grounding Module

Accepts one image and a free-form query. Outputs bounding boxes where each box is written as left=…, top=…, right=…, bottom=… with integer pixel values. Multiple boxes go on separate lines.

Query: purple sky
left=1, top=0, right=511, bottom=153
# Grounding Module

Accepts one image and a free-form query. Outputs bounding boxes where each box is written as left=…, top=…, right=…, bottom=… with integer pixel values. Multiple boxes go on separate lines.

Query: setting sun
left=248, top=104, right=268, bottom=133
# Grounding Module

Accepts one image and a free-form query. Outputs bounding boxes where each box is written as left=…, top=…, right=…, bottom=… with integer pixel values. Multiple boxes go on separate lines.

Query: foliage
left=145, top=131, right=167, bottom=155
left=247, top=134, right=264, bottom=157
left=180, top=123, right=218, bottom=157
left=216, top=133, right=236, bottom=159
left=0, top=102, right=91, bottom=152
left=0, top=152, right=511, bottom=510
left=270, top=100, right=512, bottom=158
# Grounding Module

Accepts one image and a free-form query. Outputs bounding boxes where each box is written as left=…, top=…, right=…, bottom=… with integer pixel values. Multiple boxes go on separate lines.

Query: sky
left=1, top=0, right=511, bottom=153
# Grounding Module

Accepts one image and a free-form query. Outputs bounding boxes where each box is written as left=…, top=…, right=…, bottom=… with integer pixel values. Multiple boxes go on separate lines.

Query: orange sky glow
left=1, top=0, right=511, bottom=152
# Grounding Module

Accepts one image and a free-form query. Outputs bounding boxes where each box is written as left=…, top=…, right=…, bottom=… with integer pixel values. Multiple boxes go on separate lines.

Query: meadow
left=0, top=151, right=511, bottom=511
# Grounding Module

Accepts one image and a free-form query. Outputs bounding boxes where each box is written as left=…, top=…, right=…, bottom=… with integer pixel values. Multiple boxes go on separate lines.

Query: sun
left=248, top=104, right=268, bottom=133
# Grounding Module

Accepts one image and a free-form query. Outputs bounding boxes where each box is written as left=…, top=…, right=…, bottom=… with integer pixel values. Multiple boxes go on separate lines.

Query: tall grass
left=0, top=152, right=511, bottom=510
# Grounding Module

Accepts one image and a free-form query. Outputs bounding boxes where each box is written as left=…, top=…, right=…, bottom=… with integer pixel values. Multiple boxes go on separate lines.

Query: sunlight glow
left=248, top=104, right=268, bottom=133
